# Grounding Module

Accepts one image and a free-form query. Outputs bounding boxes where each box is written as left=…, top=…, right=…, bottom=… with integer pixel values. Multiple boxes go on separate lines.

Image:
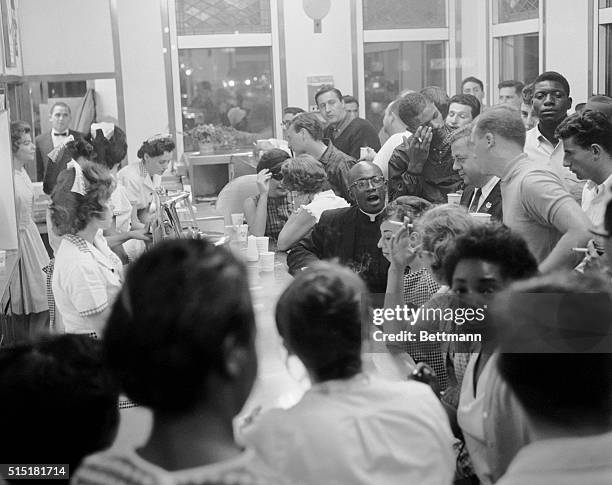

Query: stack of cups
left=255, top=236, right=269, bottom=254
left=246, top=235, right=259, bottom=262
left=260, top=252, right=275, bottom=272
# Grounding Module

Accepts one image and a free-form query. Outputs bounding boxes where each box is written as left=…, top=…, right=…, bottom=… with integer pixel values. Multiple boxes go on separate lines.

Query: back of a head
left=104, top=239, right=256, bottom=416
left=495, top=272, right=612, bottom=432
left=556, top=110, right=612, bottom=155
left=474, top=104, right=526, bottom=148
left=449, top=94, right=481, bottom=119
left=443, top=223, right=539, bottom=286
left=0, top=334, right=119, bottom=471
left=398, top=93, right=428, bottom=130
left=585, top=95, right=612, bottom=120
left=283, top=106, right=306, bottom=116
left=290, top=112, right=324, bottom=141
left=420, top=86, right=450, bottom=119
left=522, top=83, right=535, bottom=105
left=90, top=125, right=128, bottom=169
left=384, top=195, right=432, bottom=222
left=275, top=261, right=367, bottom=382
left=281, top=154, right=328, bottom=194
left=533, top=71, right=570, bottom=97
left=257, top=147, right=291, bottom=172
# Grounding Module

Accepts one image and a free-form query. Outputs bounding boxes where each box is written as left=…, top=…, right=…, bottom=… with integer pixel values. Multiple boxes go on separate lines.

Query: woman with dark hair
left=117, top=134, right=175, bottom=223
left=73, top=239, right=284, bottom=484
left=244, top=148, right=292, bottom=240
left=50, top=160, right=122, bottom=337
left=276, top=154, right=349, bottom=251
left=241, top=261, right=455, bottom=485
left=9, top=121, right=49, bottom=334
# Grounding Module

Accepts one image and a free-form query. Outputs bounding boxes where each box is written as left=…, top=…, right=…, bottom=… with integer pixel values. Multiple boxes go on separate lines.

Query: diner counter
left=0, top=250, right=19, bottom=308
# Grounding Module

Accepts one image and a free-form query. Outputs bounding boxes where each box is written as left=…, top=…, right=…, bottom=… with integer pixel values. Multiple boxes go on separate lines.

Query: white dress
left=10, top=168, right=49, bottom=314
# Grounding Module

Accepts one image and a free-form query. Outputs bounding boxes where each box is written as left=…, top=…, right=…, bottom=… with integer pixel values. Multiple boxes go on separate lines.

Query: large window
left=176, top=0, right=271, bottom=35
left=364, top=41, right=446, bottom=132
left=499, top=33, right=539, bottom=85
left=494, top=0, right=539, bottom=23
left=178, top=47, right=274, bottom=151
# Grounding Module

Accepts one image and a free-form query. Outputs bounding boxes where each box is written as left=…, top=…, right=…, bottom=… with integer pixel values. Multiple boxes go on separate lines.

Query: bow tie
left=54, top=132, right=68, bottom=137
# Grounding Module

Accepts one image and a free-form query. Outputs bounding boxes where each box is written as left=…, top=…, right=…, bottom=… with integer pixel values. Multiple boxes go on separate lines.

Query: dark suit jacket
left=460, top=180, right=503, bottom=221
left=286, top=206, right=389, bottom=294
left=36, top=129, right=82, bottom=192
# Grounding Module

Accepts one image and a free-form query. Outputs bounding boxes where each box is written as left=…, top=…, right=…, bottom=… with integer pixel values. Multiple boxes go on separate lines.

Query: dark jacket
left=460, top=180, right=503, bottom=222
left=36, top=129, right=82, bottom=190
left=287, top=206, right=389, bottom=293
left=319, top=140, right=356, bottom=202
left=324, top=117, right=381, bottom=160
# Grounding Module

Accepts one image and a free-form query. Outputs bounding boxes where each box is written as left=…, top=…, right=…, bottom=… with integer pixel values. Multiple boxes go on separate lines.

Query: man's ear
left=591, top=143, right=603, bottom=160
left=567, top=96, right=573, bottom=111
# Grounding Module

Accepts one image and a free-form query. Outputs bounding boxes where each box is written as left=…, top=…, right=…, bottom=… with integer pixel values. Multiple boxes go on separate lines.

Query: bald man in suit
left=35, top=102, right=82, bottom=189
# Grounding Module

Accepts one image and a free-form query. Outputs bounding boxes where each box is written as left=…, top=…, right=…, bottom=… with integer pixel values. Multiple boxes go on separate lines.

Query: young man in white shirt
left=556, top=110, right=612, bottom=227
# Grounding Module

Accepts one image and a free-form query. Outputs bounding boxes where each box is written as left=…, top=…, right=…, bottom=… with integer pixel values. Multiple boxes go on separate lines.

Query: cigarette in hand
left=571, top=247, right=588, bottom=253
left=416, top=136, right=423, bottom=143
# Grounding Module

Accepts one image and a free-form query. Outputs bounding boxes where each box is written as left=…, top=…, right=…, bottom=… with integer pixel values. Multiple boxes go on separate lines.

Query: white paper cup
left=447, top=193, right=461, bottom=205
left=360, top=147, right=368, bottom=160
left=470, top=212, right=492, bottom=223
left=231, top=213, right=244, bottom=226
left=256, top=236, right=269, bottom=254
left=260, top=251, right=275, bottom=272
left=237, top=224, right=248, bottom=242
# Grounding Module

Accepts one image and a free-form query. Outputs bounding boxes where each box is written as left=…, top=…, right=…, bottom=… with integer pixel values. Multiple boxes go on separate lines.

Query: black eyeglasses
left=349, top=175, right=385, bottom=191
left=270, top=171, right=283, bottom=181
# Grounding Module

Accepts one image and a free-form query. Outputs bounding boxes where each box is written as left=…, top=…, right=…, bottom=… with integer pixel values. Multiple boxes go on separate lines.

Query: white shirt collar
left=359, top=207, right=385, bottom=222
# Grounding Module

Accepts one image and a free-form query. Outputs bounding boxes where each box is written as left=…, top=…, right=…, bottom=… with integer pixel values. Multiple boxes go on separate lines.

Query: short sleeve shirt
left=117, top=162, right=161, bottom=210
left=52, top=232, right=123, bottom=335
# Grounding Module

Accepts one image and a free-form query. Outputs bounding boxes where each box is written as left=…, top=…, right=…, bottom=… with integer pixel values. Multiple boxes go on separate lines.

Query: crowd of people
left=2, top=68, right=612, bottom=485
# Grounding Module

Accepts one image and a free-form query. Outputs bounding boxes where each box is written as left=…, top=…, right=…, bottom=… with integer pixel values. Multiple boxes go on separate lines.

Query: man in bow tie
left=35, top=102, right=82, bottom=185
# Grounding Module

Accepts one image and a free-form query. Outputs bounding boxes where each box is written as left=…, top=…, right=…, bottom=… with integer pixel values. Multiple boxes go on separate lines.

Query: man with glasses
left=287, top=162, right=389, bottom=293
left=450, top=125, right=503, bottom=221
left=388, top=93, right=463, bottom=203
left=317, top=85, right=380, bottom=160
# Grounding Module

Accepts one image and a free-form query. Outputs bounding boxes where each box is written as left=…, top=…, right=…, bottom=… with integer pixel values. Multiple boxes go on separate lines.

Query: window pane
left=600, top=0, right=612, bottom=8
left=599, top=24, right=612, bottom=95
left=363, top=0, right=446, bottom=29
left=364, top=41, right=446, bottom=132
left=179, top=47, right=274, bottom=152
left=176, top=0, right=271, bottom=35
left=495, top=0, right=539, bottom=24
left=499, top=33, right=539, bottom=85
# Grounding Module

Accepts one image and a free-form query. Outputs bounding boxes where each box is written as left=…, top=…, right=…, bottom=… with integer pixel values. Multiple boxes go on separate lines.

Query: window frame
left=355, top=0, right=455, bottom=119
left=166, top=0, right=282, bottom=159
left=593, top=4, right=612, bottom=95
left=488, top=0, right=543, bottom=106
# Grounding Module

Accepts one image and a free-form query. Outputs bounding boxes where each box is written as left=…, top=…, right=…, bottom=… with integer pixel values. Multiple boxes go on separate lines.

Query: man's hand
left=359, top=146, right=377, bottom=162
left=256, top=169, right=272, bottom=195
left=402, top=126, right=433, bottom=173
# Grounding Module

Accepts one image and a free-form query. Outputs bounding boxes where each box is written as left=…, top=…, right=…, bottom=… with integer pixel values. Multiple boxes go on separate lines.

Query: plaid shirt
left=402, top=267, right=440, bottom=308
left=252, top=193, right=292, bottom=241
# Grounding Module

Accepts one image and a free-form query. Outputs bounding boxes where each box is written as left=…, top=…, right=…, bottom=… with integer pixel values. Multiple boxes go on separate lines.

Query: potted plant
left=188, top=124, right=217, bottom=154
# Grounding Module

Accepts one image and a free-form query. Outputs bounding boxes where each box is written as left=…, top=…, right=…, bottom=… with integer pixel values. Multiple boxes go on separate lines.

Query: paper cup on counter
left=231, top=213, right=244, bottom=226
left=260, top=251, right=275, bottom=272
left=256, top=236, right=269, bottom=254
left=447, top=193, right=461, bottom=205
left=237, top=224, right=248, bottom=242
left=470, top=212, right=492, bottom=223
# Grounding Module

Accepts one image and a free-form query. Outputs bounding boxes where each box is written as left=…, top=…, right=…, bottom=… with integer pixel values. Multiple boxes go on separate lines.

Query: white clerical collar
left=359, top=207, right=385, bottom=222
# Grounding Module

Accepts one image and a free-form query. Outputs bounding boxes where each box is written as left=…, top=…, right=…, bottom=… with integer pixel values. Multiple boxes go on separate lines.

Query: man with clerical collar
left=317, top=85, right=380, bottom=160
left=35, top=102, right=82, bottom=185
left=287, top=162, right=389, bottom=293
left=286, top=112, right=355, bottom=201
left=388, top=92, right=463, bottom=203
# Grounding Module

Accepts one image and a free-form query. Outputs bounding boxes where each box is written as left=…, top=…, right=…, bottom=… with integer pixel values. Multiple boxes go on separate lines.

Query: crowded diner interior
left=0, top=0, right=611, bottom=484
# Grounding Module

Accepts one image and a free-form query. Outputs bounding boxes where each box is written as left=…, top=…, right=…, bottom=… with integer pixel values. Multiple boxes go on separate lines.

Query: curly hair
left=105, top=239, right=255, bottom=415
left=449, top=94, right=481, bottom=119
left=443, top=223, right=538, bottom=286
left=10, top=121, right=31, bottom=153
left=257, top=148, right=290, bottom=172
left=383, top=196, right=432, bottom=223
left=415, top=204, right=475, bottom=282
left=555, top=110, right=612, bottom=154
left=65, top=137, right=96, bottom=162
left=90, top=125, right=128, bottom=169
left=275, top=261, right=367, bottom=382
left=281, top=154, right=327, bottom=194
left=136, top=136, right=175, bottom=160
left=49, top=160, right=115, bottom=236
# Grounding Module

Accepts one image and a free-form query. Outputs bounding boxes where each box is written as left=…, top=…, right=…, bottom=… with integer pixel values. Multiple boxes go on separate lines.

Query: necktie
left=54, top=132, right=68, bottom=137
left=469, top=187, right=482, bottom=212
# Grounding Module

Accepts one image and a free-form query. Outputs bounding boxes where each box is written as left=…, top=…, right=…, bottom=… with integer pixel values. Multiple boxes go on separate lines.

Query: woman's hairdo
left=49, top=160, right=115, bottom=236
left=10, top=121, right=31, bottom=153
left=104, top=239, right=256, bottom=415
left=275, top=261, right=366, bottom=382
left=281, top=154, right=328, bottom=194
left=257, top=148, right=290, bottom=172
left=137, top=136, right=175, bottom=160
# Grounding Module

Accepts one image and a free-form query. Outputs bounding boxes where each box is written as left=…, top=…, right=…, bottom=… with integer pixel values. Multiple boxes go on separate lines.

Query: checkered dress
left=252, top=194, right=292, bottom=241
